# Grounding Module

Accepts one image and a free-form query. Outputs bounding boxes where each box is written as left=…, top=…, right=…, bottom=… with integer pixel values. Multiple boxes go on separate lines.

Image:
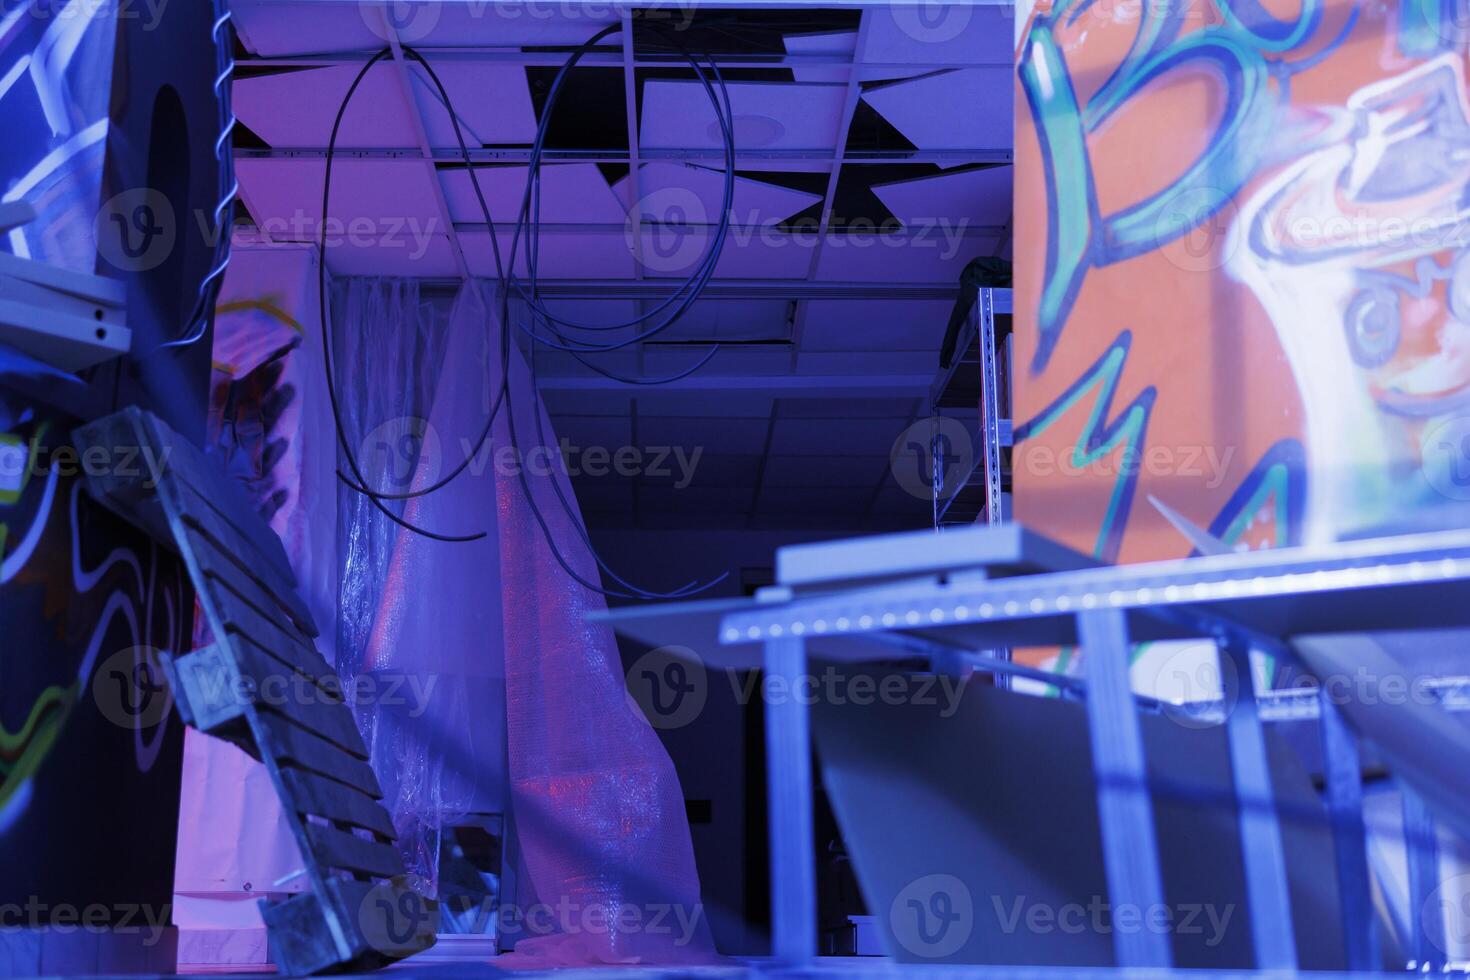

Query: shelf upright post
left=931, top=417, right=943, bottom=530
left=1076, top=606, right=1172, bottom=968
left=1318, top=694, right=1379, bottom=970
left=1218, top=633, right=1297, bottom=969
left=977, top=287, right=1011, bottom=683
left=977, top=287, right=1004, bottom=528
left=1403, top=786, right=1446, bottom=969
left=765, top=634, right=817, bottom=964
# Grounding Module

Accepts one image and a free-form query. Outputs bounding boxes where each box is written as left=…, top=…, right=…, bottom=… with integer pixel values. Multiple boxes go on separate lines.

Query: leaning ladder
left=75, top=406, right=436, bottom=975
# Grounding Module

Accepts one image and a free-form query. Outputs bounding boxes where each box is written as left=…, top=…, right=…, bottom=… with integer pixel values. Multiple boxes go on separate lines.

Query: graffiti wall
left=0, top=0, right=116, bottom=272
left=0, top=407, right=187, bottom=914
left=1015, top=0, right=1470, bottom=580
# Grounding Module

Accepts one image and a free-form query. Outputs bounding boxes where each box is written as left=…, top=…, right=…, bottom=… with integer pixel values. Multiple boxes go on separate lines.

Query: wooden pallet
left=74, top=407, right=437, bottom=976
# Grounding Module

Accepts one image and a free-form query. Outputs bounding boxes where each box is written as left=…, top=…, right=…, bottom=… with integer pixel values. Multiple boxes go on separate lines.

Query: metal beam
left=1218, top=633, right=1298, bottom=971
left=419, top=277, right=960, bottom=298
left=1077, top=607, right=1173, bottom=969
left=446, top=220, right=1004, bottom=236
left=236, top=147, right=1014, bottom=164
left=379, top=16, right=472, bottom=281
left=764, top=635, right=817, bottom=964
left=535, top=372, right=932, bottom=393
left=800, top=10, right=871, bottom=289
left=618, top=11, right=645, bottom=281
left=1318, top=695, right=1379, bottom=971
left=238, top=52, right=1010, bottom=70
left=1403, top=787, right=1446, bottom=969
left=240, top=0, right=1013, bottom=9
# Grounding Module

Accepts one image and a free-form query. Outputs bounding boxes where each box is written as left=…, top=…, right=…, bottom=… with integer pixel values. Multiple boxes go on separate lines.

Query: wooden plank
left=137, top=411, right=301, bottom=589
left=257, top=892, right=348, bottom=976
left=179, top=505, right=318, bottom=638
left=72, top=412, right=176, bottom=545
left=209, top=584, right=333, bottom=690
left=328, top=879, right=437, bottom=960
left=226, top=626, right=339, bottom=701
left=257, top=699, right=367, bottom=762
left=201, top=552, right=315, bottom=651
left=244, top=659, right=368, bottom=761
left=255, top=712, right=383, bottom=800
left=189, top=537, right=313, bottom=658
left=278, top=769, right=394, bottom=839
left=174, top=477, right=299, bottom=595
left=304, top=823, right=403, bottom=880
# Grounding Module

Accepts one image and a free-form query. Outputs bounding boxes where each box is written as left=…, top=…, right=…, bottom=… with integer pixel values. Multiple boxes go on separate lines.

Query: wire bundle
left=318, top=22, right=735, bottom=599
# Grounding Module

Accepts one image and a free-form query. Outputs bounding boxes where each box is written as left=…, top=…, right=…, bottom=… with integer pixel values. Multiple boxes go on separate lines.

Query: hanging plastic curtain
left=481, top=284, right=717, bottom=966
left=333, top=278, right=505, bottom=891
left=335, top=279, right=714, bottom=962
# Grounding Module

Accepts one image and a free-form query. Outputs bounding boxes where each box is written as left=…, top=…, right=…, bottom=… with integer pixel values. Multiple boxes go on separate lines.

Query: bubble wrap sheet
left=334, top=277, right=491, bottom=888
left=487, top=291, right=717, bottom=965
left=340, top=283, right=714, bottom=963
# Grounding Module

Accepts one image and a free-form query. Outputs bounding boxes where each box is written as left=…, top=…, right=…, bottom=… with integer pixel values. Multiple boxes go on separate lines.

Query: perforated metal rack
left=601, top=522, right=1470, bottom=973
left=930, top=286, right=1012, bottom=528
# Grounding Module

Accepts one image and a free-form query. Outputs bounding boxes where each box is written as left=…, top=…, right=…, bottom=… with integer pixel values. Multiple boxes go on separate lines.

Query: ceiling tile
left=872, top=165, right=1012, bottom=228
left=813, top=231, right=991, bottom=282
left=410, top=62, right=539, bottom=147
left=799, top=298, right=954, bottom=351
left=235, top=64, right=419, bottom=148
left=642, top=454, right=764, bottom=489
left=542, top=390, right=634, bottom=416
left=233, top=0, right=620, bottom=55
left=461, top=230, right=637, bottom=279
left=635, top=392, right=775, bottom=418
left=640, top=79, right=847, bottom=151
left=795, top=351, right=937, bottom=376
left=643, top=347, right=791, bottom=378
left=861, top=67, right=1012, bottom=150
left=617, top=162, right=823, bottom=229
left=769, top=417, right=910, bottom=456
left=551, top=416, right=633, bottom=453
left=761, top=455, right=888, bottom=488
left=239, top=158, right=442, bottom=239
left=320, top=235, right=457, bottom=277
left=775, top=396, right=919, bottom=418
left=639, top=416, right=769, bottom=455
left=783, top=30, right=857, bottom=85
left=639, top=486, right=755, bottom=513
left=858, top=5, right=1013, bottom=66
left=755, top=487, right=872, bottom=515
left=442, top=164, right=626, bottom=224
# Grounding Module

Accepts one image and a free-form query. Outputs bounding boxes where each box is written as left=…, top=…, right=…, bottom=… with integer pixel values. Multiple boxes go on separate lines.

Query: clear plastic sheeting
left=332, top=276, right=487, bottom=888
left=483, top=283, right=717, bottom=966
left=333, top=278, right=714, bottom=961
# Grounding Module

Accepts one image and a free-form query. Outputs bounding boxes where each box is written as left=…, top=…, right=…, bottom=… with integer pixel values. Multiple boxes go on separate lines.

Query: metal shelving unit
left=930, top=286, right=1012, bottom=528
left=599, top=522, right=1470, bottom=973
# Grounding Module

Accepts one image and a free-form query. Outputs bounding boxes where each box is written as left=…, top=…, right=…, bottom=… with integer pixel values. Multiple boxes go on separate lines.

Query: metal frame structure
left=603, top=522, right=1470, bottom=971
left=230, top=1, right=1012, bottom=293
left=931, top=286, right=1012, bottom=527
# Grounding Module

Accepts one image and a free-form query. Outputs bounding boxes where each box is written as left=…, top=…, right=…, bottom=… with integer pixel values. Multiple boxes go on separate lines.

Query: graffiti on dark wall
left=0, top=410, right=187, bottom=904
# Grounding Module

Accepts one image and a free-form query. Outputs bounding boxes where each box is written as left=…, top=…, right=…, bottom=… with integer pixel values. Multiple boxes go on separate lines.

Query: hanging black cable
left=317, top=49, right=486, bottom=541
left=319, top=24, right=735, bottom=597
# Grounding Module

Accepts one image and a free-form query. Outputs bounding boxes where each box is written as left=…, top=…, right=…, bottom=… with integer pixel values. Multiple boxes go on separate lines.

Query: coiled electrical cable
left=320, top=23, right=734, bottom=595
left=158, top=0, right=238, bottom=351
